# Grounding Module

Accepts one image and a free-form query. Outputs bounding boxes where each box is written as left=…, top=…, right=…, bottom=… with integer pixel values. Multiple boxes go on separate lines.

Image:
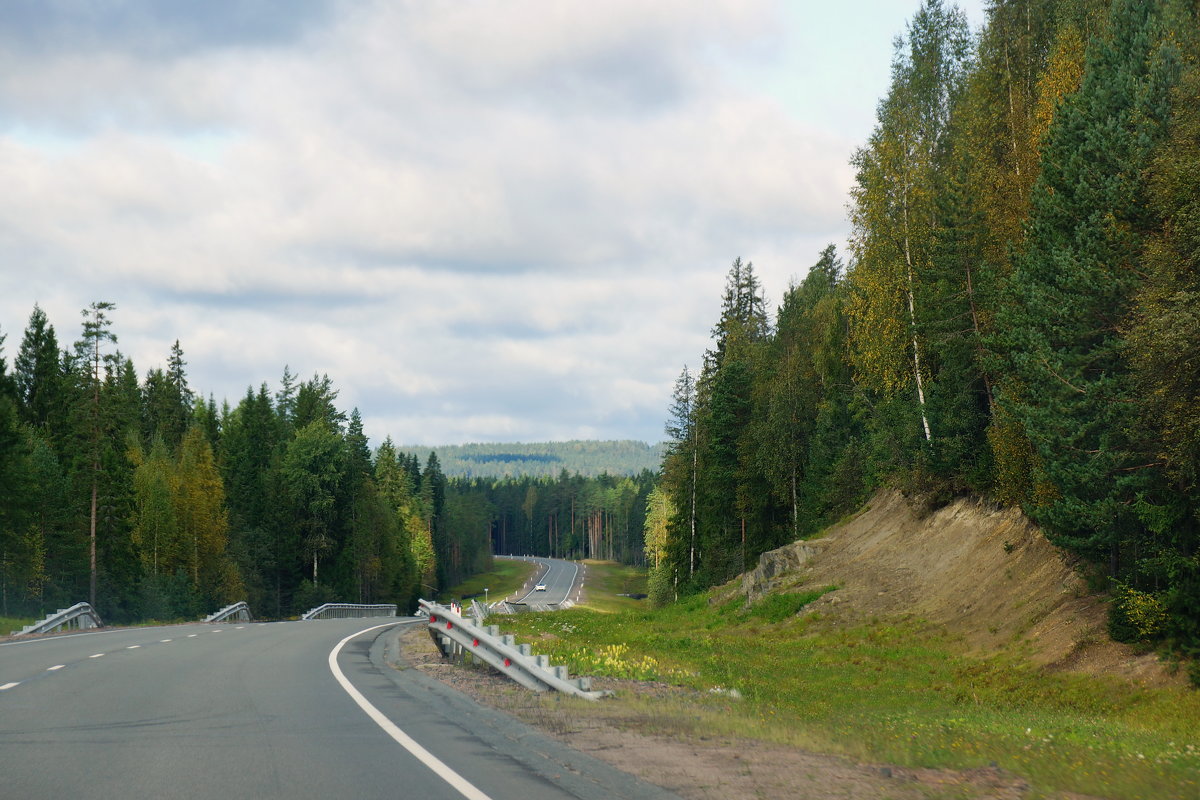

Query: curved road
left=0, top=618, right=674, bottom=800
left=499, top=556, right=581, bottom=605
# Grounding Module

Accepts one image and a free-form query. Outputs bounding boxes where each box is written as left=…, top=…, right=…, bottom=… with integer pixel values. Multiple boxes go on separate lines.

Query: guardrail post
left=10, top=602, right=105, bottom=637
left=419, top=599, right=608, bottom=700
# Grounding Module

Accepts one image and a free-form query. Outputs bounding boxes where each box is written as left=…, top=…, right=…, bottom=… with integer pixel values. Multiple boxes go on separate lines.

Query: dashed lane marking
left=0, top=682, right=19, bottom=690
left=89, top=653, right=104, bottom=659
left=46, top=665, right=65, bottom=671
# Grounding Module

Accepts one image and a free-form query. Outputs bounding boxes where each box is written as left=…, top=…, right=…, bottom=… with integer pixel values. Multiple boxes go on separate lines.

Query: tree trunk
left=689, top=445, right=697, bottom=577
left=90, top=465, right=98, bottom=608
left=902, top=177, right=933, bottom=441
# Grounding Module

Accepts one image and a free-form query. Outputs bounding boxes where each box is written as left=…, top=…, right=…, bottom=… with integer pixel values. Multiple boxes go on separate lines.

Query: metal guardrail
left=420, top=599, right=607, bottom=700
left=469, top=599, right=489, bottom=623
left=10, top=602, right=104, bottom=637
left=301, top=602, right=397, bottom=620
left=204, top=601, right=252, bottom=623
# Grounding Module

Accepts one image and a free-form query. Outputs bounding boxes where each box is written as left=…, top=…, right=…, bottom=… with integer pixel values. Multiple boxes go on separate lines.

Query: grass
left=1, top=615, right=36, bottom=635
left=576, top=560, right=649, bottom=612
left=439, top=557, right=538, bottom=604
left=495, top=591, right=1200, bottom=800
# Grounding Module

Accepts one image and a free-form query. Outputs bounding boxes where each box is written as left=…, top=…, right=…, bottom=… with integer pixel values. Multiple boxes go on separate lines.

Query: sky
left=0, top=0, right=986, bottom=447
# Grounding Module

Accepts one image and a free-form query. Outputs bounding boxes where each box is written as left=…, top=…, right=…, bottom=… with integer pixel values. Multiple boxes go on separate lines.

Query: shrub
left=1108, top=583, right=1168, bottom=642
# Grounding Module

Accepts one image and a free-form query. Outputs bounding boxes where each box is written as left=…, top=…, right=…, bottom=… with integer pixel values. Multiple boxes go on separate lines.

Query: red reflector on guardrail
left=446, top=621, right=453, bottom=630
left=504, top=658, right=511, bottom=667
left=473, top=638, right=479, bottom=647
left=430, top=615, right=437, bottom=622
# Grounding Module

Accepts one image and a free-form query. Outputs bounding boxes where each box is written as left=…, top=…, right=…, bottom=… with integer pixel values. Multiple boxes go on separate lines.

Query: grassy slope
left=438, top=558, right=538, bottom=604
left=577, top=560, right=648, bottom=612
left=497, top=576, right=1200, bottom=800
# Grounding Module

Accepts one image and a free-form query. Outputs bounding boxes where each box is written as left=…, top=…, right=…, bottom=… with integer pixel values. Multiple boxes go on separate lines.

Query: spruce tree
left=14, top=305, right=62, bottom=433
left=995, top=0, right=1180, bottom=570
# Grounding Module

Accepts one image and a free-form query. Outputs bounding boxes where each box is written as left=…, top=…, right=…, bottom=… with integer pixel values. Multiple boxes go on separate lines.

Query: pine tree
left=994, top=0, right=1181, bottom=571
left=1125, top=44, right=1200, bottom=647
left=693, top=258, right=769, bottom=585
left=0, top=376, right=31, bottom=616
left=76, top=302, right=117, bottom=608
left=14, top=305, right=62, bottom=431
left=280, top=420, right=345, bottom=588
left=663, top=366, right=698, bottom=580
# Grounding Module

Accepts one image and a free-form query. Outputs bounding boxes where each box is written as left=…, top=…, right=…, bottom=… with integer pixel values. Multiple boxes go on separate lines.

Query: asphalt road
left=0, top=619, right=675, bottom=800
left=501, top=556, right=580, bottom=605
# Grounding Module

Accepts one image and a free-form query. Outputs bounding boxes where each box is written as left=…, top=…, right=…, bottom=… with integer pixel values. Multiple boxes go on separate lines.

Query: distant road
left=499, top=556, right=580, bottom=605
left=0, top=619, right=673, bottom=800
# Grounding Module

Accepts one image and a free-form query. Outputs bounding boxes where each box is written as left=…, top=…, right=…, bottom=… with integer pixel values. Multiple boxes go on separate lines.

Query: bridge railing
left=300, top=603, right=396, bottom=620
left=203, top=601, right=252, bottom=623
left=10, top=602, right=104, bottom=637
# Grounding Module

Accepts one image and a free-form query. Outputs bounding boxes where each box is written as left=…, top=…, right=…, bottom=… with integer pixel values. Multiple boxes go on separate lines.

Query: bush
left=294, top=579, right=336, bottom=615
left=1108, top=583, right=1168, bottom=642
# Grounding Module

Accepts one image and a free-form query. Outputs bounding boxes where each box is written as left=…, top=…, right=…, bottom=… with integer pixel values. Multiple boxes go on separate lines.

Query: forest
left=0, top=304, right=442, bottom=621
left=445, top=471, right=657, bottom=566
left=0, top=301, right=655, bottom=620
left=405, top=441, right=666, bottom=480
left=651, top=0, right=1200, bottom=658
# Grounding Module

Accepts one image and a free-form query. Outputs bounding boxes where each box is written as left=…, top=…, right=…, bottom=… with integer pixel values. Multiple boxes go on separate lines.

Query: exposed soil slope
left=735, top=489, right=1176, bottom=686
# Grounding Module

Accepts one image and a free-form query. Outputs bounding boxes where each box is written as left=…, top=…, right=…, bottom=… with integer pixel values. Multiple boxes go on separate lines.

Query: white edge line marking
left=0, top=631, right=105, bottom=647
left=89, top=653, right=104, bottom=658
left=46, top=664, right=65, bottom=671
left=0, top=682, right=19, bottom=690
left=329, top=622, right=493, bottom=800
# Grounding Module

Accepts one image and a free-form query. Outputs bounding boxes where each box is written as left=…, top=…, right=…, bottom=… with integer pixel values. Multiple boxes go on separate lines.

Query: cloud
left=0, top=1, right=876, bottom=445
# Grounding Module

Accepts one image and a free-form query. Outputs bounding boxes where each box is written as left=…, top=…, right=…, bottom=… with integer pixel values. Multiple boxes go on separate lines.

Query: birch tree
left=848, top=1, right=972, bottom=449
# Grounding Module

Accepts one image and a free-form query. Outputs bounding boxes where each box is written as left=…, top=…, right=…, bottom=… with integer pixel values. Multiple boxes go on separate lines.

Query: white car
left=534, top=583, right=547, bottom=591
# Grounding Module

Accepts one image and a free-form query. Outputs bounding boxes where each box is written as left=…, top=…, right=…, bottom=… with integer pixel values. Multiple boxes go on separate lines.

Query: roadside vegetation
left=0, top=615, right=36, bottom=635
left=497, top=591, right=1200, bottom=800
left=438, top=558, right=538, bottom=605
left=649, top=0, right=1200, bottom=677
left=576, top=560, right=648, bottom=613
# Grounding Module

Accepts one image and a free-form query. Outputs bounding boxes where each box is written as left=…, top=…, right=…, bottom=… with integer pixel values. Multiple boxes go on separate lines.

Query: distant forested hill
left=403, top=440, right=666, bottom=478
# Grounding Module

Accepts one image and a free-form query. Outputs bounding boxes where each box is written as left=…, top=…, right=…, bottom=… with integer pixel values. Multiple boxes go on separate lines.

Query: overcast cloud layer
left=0, top=0, right=984, bottom=446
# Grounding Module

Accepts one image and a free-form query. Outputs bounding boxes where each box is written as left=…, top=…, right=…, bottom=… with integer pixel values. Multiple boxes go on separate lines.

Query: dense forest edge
left=648, top=0, right=1200, bottom=679
left=0, top=304, right=658, bottom=622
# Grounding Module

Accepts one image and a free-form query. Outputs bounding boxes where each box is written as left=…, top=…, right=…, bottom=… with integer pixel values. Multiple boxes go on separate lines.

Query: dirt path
left=396, top=625, right=1099, bottom=800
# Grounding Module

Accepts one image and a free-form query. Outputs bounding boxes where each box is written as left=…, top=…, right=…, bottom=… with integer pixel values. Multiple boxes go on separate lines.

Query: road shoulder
left=369, top=622, right=682, bottom=800
left=393, top=623, right=1084, bottom=800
